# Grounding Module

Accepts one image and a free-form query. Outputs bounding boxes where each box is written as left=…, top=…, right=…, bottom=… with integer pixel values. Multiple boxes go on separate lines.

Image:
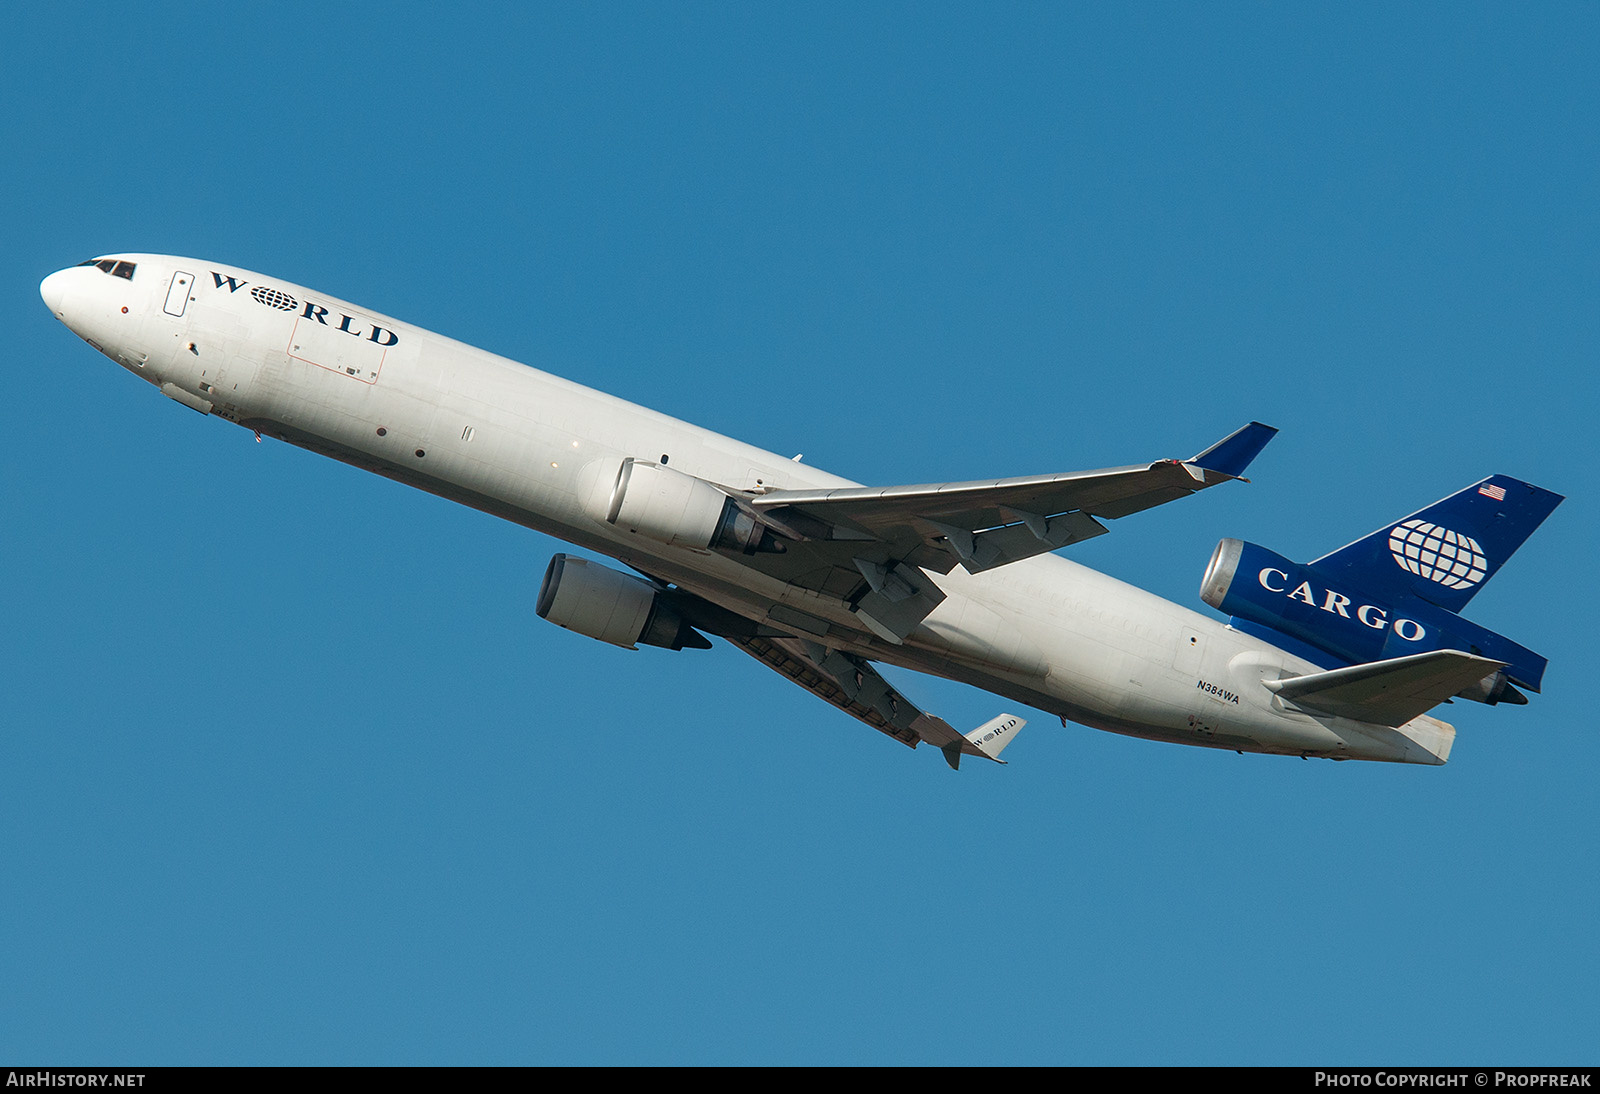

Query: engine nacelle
left=1202, top=537, right=1445, bottom=666
left=536, top=554, right=710, bottom=651
left=1454, top=666, right=1526, bottom=706
left=591, top=458, right=784, bottom=555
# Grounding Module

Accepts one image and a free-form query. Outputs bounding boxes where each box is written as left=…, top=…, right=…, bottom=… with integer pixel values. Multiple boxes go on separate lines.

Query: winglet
left=1189, top=421, right=1278, bottom=479
left=942, top=713, right=1027, bottom=769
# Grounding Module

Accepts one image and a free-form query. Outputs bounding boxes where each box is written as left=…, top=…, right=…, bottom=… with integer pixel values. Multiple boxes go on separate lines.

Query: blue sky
left=3, top=3, right=1595, bottom=1064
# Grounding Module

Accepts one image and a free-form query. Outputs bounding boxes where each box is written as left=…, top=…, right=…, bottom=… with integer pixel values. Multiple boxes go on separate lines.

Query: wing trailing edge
left=722, top=633, right=1024, bottom=768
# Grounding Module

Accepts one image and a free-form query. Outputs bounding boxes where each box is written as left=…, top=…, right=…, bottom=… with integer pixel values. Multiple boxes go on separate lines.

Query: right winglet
left=940, top=713, right=1027, bottom=770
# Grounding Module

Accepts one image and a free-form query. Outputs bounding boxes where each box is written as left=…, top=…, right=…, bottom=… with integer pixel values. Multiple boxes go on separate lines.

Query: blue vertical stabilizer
left=1308, top=476, right=1562, bottom=614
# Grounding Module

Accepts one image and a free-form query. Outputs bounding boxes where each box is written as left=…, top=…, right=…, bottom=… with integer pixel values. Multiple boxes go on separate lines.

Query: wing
left=629, top=425, right=1271, bottom=765
left=723, top=632, right=1024, bottom=769
left=739, top=422, right=1277, bottom=642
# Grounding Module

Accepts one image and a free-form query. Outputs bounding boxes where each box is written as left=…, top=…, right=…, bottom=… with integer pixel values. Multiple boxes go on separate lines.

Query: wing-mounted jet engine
left=1200, top=475, right=1562, bottom=707
left=536, top=553, right=713, bottom=651
left=586, top=457, right=791, bottom=555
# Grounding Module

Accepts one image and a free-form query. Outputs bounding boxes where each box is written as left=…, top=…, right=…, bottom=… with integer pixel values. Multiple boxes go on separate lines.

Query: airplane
left=39, top=255, right=1563, bottom=768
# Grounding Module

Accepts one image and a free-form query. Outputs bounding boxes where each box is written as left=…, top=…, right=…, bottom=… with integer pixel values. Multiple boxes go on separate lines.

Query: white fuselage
left=40, top=255, right=1455, bottom=765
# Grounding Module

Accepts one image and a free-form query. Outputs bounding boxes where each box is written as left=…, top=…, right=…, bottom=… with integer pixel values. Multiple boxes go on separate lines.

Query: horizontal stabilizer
left=1266, top=650, right=1506, bottom=728
left=942, top=713, right=1027, bottom=770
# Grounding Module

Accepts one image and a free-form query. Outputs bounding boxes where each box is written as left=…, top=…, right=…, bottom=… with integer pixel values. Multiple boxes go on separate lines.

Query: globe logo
left=1388, top=520, right=1487, bottom=589
left=250, top=285, right=298, bottom=312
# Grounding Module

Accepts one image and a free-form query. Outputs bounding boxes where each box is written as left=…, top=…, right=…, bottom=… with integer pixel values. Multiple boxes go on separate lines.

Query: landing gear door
left=164, top=271, right=195, bottom=317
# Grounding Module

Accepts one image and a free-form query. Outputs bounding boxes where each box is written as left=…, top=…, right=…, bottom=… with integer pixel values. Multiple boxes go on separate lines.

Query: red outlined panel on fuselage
left=286, top=307, right=392, bottom=384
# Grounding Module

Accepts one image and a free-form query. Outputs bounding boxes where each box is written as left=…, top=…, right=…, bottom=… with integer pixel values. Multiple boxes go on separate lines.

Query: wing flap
left=724, top=633, right=1021, bottom=767
left=727, top=634, right=923, bottom=749
left=1266, top=650, right=1507, bottom=728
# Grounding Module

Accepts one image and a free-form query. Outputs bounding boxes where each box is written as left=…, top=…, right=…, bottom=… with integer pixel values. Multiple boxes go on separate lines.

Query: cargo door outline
left=286, top=307, right=391, bottom=385
left=1177, top=632, right=1224, bottom=739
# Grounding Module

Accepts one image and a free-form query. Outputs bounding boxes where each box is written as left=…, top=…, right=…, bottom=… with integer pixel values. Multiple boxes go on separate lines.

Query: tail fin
left=1309, top=475, right=1562, bottom=613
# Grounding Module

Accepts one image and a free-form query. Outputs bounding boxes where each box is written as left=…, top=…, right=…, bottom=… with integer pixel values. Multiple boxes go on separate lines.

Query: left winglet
left=1188, top=421, right=1279, bottom=479
left=940, top=713, right=1027, bottom=770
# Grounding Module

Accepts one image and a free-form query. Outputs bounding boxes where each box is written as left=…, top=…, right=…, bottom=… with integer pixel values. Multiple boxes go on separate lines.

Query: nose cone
left=40, top=268, right=71, bottom=317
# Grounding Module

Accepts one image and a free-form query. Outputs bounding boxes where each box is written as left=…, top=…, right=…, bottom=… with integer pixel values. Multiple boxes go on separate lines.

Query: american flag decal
left=1480, top=483, right=1507, bottom=501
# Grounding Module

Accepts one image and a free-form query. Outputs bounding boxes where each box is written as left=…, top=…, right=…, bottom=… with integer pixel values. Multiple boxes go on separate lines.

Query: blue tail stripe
left=1309, top=475, right=1562, bottom=613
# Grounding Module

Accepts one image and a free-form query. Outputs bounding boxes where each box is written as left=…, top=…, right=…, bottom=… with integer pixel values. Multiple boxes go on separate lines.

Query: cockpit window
left=78, top=258, right=137, bottom=279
